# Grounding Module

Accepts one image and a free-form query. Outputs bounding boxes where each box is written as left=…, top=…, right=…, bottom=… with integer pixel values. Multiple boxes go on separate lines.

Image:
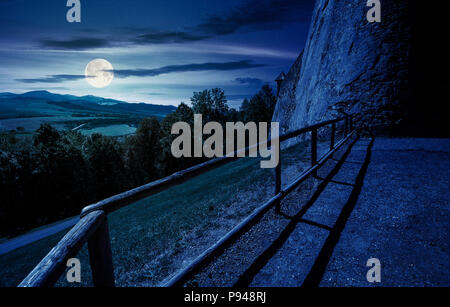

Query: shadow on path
left=234, top=135, right=365, bottom=287
left=302, top=136, right=374, bottom=287
left=316, top=177, right=355, bottom=187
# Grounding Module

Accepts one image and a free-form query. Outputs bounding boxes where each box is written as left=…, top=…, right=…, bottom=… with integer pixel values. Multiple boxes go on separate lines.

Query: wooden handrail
left=19, top=114, right=356, bottom=287
left=19, top=211, right=106, bottom=287
left=80, top=116, right=347, bottom=217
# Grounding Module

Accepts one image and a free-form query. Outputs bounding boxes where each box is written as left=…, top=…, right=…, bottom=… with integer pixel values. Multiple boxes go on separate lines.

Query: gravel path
left=320, top=138, right=450, bottom=287
left=183, top=137, right=450, bottom=287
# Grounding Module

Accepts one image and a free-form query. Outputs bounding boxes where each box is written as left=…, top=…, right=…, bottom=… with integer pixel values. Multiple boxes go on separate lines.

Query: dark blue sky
left=0, top=0, right=315, bottom=107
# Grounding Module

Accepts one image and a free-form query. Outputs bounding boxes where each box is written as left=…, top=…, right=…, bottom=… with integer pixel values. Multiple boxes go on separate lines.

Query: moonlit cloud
left=193, top=0, right=313, bottom=35
left=129, top=0, right=314, bottom=46
left=16, top=74, right=88, bottom=84
left=134, top=31, right=208, bottom=44
left=16, top=60, right=266, bottom=84
left=35, top=0, right=315, bottom=51
left=39, top=38, right=111, bottom=50
left=111, top=60, right=266, bottom=78
left=232, top=77, right=265, bottom=86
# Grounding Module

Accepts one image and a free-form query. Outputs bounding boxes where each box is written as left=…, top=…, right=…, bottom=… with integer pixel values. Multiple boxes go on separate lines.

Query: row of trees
left=0, top=85, right=276, bottom=236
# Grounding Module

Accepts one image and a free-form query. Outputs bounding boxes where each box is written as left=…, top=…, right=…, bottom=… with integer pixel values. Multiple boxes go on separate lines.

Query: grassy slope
left=0, top=141, right=312, bottom=287
left=0, top=94, right=175, bottom=134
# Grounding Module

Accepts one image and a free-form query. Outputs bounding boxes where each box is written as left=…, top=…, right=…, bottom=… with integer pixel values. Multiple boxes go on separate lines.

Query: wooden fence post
left=275, top=154, right=282, bottom=213
left=88, top=214, right=115, bottom=287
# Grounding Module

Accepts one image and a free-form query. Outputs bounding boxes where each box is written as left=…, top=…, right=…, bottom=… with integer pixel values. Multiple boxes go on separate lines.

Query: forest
left=0, top=85, right=276, bottom=236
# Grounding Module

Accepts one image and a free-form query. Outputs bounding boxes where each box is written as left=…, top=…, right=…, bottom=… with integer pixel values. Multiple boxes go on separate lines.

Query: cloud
left=233, top=77, right=264, bottom=86
left=16, top=74, right=87, bottom=83
left=39, top=37, right=110, bottom=50
left=134, top=31, right=208, bottom=44
left=111, top=60, right=266, bottom=78
left=15, top=60, right=265, bottom=84
left=39, top=0, right=314, bottom=49
left=134, top=0, right=314, bottom=44
left=195, top=0, right=313, bottom=35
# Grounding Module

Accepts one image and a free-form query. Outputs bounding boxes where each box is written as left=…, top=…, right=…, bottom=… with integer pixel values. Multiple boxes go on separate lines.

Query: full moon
left=85, top=59, right=114, bottom=88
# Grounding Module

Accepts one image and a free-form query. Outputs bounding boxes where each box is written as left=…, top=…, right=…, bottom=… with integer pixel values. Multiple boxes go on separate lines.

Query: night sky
left=0, top=0, right=315, bottom=108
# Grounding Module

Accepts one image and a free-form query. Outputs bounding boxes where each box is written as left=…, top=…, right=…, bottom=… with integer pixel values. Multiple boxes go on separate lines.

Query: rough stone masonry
left=272, top=0, right=414, bottom=135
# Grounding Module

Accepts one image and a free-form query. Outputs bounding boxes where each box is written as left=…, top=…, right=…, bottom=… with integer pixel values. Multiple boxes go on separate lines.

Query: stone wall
left=273, top=0, right=414, bottom=135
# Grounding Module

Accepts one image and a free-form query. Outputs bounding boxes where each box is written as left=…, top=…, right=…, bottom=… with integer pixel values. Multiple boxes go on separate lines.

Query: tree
left=30, top=125, right=87, bottom=225
left=160, top=102, right=195, bottom=175
left=191, top=88, right=229, bottom=123
left=83, top=133, right=125, bottom=200
left=240, top=84, right=277, bottom=123
left=160, top=102, right=194, bottom=136
left=125, top=117, right=162, bottom=184
left=33, top=123, right=60, bottom=147
left=210, top=88, right=229, bottom=122
left=226, top=108, right=240, bottom=122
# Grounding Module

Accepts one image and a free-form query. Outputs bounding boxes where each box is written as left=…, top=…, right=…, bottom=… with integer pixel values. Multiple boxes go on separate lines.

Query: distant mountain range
left=0, top=91, right=176, bottom=120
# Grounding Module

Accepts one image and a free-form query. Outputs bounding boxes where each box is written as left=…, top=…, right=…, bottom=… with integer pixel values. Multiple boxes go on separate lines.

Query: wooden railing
left=19, top=114, right=356, bottom=287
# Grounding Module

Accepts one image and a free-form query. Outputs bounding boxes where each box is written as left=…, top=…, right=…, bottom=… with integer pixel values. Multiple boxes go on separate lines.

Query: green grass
left=79, top=124, right=137, bottom=137
left=0, top=141, right=309, bottom=287
left=0, top=113, right=162, bottom=135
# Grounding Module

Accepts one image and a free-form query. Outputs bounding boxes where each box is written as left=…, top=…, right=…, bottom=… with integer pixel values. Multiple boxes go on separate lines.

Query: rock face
left=273, top=0, right=413, bottom=135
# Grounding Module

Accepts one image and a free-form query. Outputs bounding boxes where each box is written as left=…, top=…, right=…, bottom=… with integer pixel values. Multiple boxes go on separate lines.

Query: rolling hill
left=0, top=91, right=176, bottom=135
